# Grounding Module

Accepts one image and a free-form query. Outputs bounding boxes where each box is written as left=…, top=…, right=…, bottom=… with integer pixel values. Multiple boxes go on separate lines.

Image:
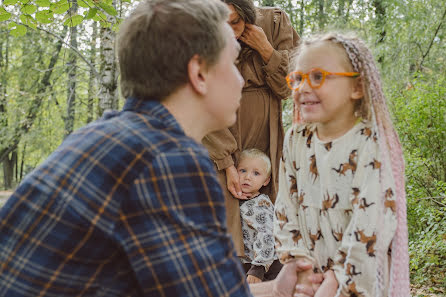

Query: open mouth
left=301, top=101, right=320, bottom=105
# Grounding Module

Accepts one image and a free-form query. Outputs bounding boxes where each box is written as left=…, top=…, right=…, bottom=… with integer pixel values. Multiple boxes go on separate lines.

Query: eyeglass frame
left=286, top=68, right=360, bottom=91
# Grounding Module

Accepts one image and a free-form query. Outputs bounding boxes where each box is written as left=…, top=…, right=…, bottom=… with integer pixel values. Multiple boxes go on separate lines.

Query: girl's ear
left=351, top=77, right=364, bottom=100
left=263, top=176, right=271, bottom=187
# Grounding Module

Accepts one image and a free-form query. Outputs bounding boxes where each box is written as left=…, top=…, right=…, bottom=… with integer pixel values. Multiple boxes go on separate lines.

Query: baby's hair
left=239, top=148, right=271, bottom=176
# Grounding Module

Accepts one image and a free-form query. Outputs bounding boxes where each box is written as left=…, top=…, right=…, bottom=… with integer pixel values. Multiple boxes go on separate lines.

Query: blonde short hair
left=239, top=148, right=271, bottom=176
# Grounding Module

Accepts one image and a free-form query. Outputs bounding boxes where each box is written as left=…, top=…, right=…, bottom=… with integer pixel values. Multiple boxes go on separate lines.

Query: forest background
left=0, top=0, right=444, bottom=294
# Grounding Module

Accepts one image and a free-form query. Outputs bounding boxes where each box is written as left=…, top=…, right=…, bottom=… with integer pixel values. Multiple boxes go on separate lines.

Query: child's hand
left=246, top=275, right=262, bottom=284
left=313, top=270, right=339, bottom=297
left=294, top=269, right=323, bottom=297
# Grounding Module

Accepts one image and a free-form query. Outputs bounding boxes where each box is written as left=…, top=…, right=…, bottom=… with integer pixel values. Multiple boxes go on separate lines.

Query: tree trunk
left=2, top=151, right=16, bottom=189
left=98, top=3, right=119, bottom=115
left=299, top=0, right=304, bottom=35
left=338, top=0, right=345, bottom=19
left=373, top=0, right=386, bottom=64
left=318, top=0, right=325, bottom=30
left=64, top=0, right=78, bottom=138
left=87, top=21, right=98, bottom=123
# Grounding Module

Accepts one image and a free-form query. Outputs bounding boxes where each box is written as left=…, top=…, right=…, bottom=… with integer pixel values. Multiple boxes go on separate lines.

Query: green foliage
left=0, top=0, right=119, bottom=29
left=390, top=74, right=446, bottom=288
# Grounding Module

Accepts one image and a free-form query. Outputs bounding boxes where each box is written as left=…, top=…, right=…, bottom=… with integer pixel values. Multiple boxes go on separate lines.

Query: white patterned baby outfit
left=274, top=121, right=397, bottom=297
left=240, top=194, right=277, bottom=271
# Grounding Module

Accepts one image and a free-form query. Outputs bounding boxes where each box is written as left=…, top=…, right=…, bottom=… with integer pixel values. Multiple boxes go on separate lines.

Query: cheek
left=233, top=24, right=245, bottom=38
left=292, top=91, right=300, bottom=105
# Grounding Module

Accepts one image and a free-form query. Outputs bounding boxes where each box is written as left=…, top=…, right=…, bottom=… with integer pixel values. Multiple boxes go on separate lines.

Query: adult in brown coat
left=203, top=0, right=299, bottom=256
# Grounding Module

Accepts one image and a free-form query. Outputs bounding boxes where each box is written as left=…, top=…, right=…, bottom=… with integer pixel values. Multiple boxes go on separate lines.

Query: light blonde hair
left=239, top=148, right=271, bottom=176
left=117, top=0, right=229, bottom=101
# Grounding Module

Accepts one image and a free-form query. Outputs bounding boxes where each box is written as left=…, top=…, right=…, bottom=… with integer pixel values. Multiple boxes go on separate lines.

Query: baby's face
left=237, top=157, right=270, bottom=196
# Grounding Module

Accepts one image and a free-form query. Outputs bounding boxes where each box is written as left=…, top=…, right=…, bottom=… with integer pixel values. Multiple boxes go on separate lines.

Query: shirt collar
left=122, top=97, right=185, bottom=135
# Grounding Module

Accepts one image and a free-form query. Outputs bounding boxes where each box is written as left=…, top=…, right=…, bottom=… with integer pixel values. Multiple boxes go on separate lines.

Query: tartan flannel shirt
left=0, top=98, right=251, bottom=297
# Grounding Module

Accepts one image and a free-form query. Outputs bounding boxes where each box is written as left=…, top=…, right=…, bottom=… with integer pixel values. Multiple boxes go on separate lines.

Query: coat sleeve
left=202, top=129, right=238, bottom=171
left=262, top=9, right=299, bottom=100
left=273, top=127, right=315, bottom=264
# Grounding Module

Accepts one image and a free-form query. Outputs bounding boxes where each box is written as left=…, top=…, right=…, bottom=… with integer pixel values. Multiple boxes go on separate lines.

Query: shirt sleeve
left=202, top=129, right=238, bottom=171
left=262, top=9, right=300, bottom=100
left=113, top=148, right=252, bottom=297
left=274, top=127, right=315, bottom=264
left=332, top=140, right=397, bottom=297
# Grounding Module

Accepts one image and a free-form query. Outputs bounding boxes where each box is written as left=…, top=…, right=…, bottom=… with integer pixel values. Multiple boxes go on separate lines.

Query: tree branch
left=419, top=7, right=446, bottom=69
left=35, top=26, right=101, bottom=82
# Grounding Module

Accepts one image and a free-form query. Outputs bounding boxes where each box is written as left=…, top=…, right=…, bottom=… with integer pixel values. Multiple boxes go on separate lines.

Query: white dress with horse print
left=274, top=121, right=397, bottom=297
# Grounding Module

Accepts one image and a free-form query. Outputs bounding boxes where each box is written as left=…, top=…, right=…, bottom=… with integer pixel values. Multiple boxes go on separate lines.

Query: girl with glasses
left=274, top=32, right=409, bottom=297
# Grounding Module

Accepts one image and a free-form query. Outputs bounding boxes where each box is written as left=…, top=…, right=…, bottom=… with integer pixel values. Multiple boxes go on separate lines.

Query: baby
left=237, top=148, right=282, bottom=284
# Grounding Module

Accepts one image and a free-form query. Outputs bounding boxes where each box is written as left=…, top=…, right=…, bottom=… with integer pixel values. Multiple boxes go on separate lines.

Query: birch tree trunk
left=87, top=21, right=98, bottom=123
left=64, top=0, right=78, bottom=138
left=98, top=3, right=119, bottom=115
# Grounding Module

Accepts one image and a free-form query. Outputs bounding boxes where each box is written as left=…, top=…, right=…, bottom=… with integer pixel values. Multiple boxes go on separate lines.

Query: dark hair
left=117, top=0, right=229, bottom=101
left=221, top=0, right=256, bottom=24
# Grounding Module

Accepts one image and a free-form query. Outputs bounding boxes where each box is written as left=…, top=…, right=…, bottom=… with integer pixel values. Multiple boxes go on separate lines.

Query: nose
left=298, top=77, right=312, bottom=93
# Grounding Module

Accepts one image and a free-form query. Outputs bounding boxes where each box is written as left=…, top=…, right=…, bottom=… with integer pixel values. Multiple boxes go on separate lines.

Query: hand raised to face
left=239, top=24, right=274, bottom=63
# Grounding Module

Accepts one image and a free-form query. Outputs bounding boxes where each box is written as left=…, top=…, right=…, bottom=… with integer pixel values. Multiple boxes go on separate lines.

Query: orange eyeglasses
left=286, top=68, right=360, bottom=91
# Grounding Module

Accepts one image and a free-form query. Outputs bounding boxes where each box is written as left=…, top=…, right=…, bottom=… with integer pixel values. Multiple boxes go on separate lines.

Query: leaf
left=21, top=4, right=37, bottom=14
left=20, top=14, right=37, bottom=29
left=99, top=19, right=110, bottom=28
left=77, top=0, right=94, bottom=8
left=51, top=0, right=71, bottom=14
left=0, top=7, right=12, bottom=22
left=36, top=10, right=53, bottom=23
left=7, top=21, right=16, bottom=28
left=83, top=8, right=97, bottom=20
left=63, top=14, right=83, bottom=27
left=98, top=2, right=117, bottom=16
left=92, top=10, right=106, bottom=21
left=36, top=0, right=51, bottom=7
left=3, top=0, right=19, bottom=5
left=10, top=24, right=27, bottom=36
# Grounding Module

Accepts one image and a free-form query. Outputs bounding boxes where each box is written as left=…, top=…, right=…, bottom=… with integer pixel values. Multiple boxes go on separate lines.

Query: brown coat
left=203, top=7, right=299, bottom=255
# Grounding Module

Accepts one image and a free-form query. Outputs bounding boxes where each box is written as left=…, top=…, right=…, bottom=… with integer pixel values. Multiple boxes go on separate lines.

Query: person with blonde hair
left=274, top=32, right=410, bottom=297
left=237, top=149, right=283, bottom=284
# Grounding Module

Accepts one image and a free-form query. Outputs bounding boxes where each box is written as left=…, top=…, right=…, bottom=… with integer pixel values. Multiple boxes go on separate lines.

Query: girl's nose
left=299, top=78, right=312, bottom=93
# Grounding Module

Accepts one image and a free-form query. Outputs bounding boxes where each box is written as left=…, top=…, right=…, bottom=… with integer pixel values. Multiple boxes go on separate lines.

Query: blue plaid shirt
left=0, top=98, right=251, bottom=297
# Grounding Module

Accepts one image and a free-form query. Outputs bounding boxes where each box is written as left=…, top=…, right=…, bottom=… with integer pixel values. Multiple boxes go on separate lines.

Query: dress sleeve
left=202, top=129, right=238, bottom=170
left=274, top=127, right=314, bottom=263
left=332, top=140, right=397, bottom=297
left=262, top=9, right=300, bottom=100
left=113, top=148, right=252, bottom=296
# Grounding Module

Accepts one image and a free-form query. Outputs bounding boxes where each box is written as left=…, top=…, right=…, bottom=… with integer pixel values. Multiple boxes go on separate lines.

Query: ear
left=187, top=54, right=208, bottom=96
left=351, top=77, right=364, bottom=100
left=263, top=176, right=271, bottom=187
